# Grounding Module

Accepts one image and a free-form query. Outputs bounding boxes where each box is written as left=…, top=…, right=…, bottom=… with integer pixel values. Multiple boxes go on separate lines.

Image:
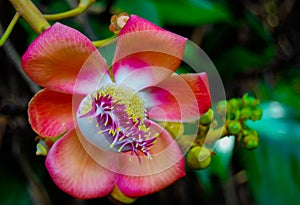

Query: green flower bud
left=36, top=140, right=48, bottom=156
left=242, top=93, right=259, bottom=107
left=186, top=146, right=211, bottom=170
left=243, top=132, right=259, bottom=150
left=251, top=107, right=263, bottom=121
left=228, top=98, right=241, bottom=110
left=110, top=185, right=137, bottom=204
left=200, top=109, right=214, bottom=125
left=35, top=135, right=63, bottom=156
left=227, top=120, right=242, bottom=135
left=240, top=107, right=252, bottom=120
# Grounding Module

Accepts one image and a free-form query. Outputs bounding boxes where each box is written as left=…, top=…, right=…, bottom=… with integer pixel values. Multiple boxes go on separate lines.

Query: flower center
left=77, top=83, right=157, bottom=160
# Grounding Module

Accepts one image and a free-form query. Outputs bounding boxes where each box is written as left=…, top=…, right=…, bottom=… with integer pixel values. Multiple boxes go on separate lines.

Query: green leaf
left=43, top=0, right=70, bottom=14
left=245, top=11, right=273, bottom=43
left=273, top=82, right=300, bottom=112
left=241, top=102, right=300, bottom=205
left=215, top=46, right=275, bottom=79
left=256, top=68, right=300, bottom=112
left=89, top=16, right=112, bottom=39
left=150, top=0, right=231, bottom=25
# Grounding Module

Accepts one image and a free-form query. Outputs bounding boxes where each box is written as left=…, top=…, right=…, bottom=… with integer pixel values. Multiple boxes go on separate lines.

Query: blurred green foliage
left=242, top=102, right=300, bottom=205
left=0, top=166, right=31, bottom=205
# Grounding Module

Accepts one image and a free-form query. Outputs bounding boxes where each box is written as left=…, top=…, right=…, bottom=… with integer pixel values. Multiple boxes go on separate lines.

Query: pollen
left=78, top=83, right=157, bottom=161
left=100, top=84, right=146, bottom=121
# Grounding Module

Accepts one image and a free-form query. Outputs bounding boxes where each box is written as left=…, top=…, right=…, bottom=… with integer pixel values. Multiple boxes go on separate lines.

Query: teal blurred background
left=0, top=0, right=299, bottom=204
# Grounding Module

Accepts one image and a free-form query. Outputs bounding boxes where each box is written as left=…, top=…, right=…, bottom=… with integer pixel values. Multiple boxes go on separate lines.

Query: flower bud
left=227, top=120, right=242, bottom=135
left=35, top=136, right=57, bottom=156
left=251, top=107, right=263, bottom=121
left=186, top=146, right=211, bottom=170
left=109, top=13, right=129, bottom=34
left=228, top=98, right=241, bottom=110
left=240, top=107, right=251, bottom=120
left=36, top=140, right=48, bottom=156
left=200, top=109, right=214, bottom=125
left=110, top=186, right=137, bottom=204
left=243, top=132, right=259, bottom=150
left=242, top=93, right=259, bottom=107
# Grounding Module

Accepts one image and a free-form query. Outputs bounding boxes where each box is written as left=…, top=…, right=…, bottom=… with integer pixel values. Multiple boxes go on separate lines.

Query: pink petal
left=28, top=89, right=74, bottom=137
left=74, top=123, right=127, bottom=176
left=116, top=120, right=186, bottom=197
left=116, top=163, right=185, bottom=198
left=141, top=73, right=211, bottom=122
left=73, top=50, right=112, bottom=94
left=46, top=129, right=117, bottom=199
left=112, top=15, right=187, bottom=90
left=75, top=118, right=185, bottom=177
left=22, top=23, right=110, bottom=94
left=119, top=15, right=165, bottom=35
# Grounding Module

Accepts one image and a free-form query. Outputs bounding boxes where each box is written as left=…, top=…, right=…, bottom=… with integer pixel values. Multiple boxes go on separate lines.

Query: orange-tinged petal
left=181, top=72, right=211, bottom=114
left=116, top=120, right=185, bottom=197
left=141, top=72, right=211, bottom=122
left=116, top=161, right=185, bottom=198
left=22, top=23, right=109, bottom=94
left=75, top=118, right=185, bottom=177
left=112, top=15, right=187, bottom=90
left=119, top=14, right=164, bottom=34
left=45, top=129, right=118, bottom=199
left=28, top=89, right=74, bottom=137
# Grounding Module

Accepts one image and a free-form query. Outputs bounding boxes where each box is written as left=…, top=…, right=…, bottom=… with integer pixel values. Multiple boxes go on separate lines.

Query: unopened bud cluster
left=215, top=93, right=261, bottom=149
left=186, top=94, right=262, bottom=170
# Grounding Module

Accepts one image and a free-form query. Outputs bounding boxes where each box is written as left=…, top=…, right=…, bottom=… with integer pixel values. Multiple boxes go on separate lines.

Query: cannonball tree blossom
left=22, top=15, right=211, bottom=200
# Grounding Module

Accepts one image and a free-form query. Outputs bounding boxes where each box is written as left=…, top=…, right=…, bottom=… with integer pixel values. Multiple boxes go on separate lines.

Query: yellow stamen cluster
left=100, top=84, right=146, bottom=122
left=78, top=83, right=158, bottom=159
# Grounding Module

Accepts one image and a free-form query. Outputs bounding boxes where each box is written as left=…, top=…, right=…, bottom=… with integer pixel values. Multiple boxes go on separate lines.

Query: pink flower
left=22, top=15, right=211, bottom=200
